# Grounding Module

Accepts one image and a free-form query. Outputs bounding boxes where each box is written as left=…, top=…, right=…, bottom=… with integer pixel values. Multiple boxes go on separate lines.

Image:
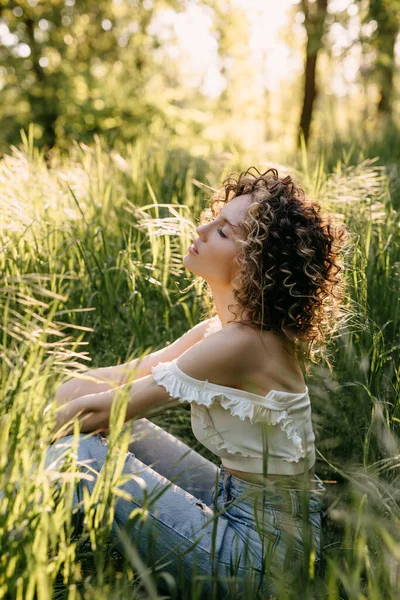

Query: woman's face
left=183, top=194, right=252, bottom=285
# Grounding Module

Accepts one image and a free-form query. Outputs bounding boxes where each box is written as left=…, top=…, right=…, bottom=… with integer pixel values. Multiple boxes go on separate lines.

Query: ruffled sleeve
left=150, top=359, right=306, bottom=461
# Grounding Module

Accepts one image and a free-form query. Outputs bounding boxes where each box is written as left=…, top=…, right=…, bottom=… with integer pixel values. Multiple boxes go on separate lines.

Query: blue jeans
left=44, top=418, right=325, bottom=598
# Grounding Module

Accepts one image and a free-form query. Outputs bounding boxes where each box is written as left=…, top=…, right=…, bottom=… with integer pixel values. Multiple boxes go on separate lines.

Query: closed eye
left=217, top=228, right=227, bottom=238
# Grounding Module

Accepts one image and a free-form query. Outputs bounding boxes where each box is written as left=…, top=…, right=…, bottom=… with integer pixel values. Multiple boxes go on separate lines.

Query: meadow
left=0, top=123, right=399, bottom=599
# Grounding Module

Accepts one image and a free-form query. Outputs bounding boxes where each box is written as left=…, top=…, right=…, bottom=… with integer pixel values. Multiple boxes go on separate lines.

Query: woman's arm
left=55, top=317, right=214, bottom=405
left=51, top=374, right=182, bottom=439
left=50, top=322, right=247, bottom=440
left=55, top=364, right=138, bottom=406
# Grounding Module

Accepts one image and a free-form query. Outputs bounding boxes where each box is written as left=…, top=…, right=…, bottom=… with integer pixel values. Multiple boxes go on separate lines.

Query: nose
left=196, top=223, right=206, bottom=237
left=196, top=218, right=213, bottom=240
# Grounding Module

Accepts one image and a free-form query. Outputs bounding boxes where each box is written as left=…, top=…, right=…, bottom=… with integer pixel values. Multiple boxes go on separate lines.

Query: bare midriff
left=225, top=464, right=317, bottom=490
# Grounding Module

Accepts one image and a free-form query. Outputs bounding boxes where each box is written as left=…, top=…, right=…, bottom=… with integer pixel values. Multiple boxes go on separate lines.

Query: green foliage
left=0, top=0, right=194, bottom=150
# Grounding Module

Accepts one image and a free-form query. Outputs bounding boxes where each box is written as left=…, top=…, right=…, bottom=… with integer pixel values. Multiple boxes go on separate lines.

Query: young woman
left=47, top=167, right=348, bottom=597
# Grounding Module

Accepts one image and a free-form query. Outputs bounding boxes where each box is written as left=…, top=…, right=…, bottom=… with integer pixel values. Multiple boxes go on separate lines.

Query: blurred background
left=0, top=0, right=399, bottom=157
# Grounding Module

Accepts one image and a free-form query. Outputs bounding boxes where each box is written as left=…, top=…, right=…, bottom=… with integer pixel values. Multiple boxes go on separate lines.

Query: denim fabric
left=214, top=465, right=325, bottom=596
left=43, top=418, right=325, bottom=598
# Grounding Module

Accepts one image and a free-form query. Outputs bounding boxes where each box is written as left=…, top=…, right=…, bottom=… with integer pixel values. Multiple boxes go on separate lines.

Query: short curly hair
left=199, top=166, right=351, bottom=371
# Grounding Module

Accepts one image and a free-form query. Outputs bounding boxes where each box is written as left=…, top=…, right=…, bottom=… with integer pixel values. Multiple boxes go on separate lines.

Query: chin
left=183, top=253, right=201, bottom=275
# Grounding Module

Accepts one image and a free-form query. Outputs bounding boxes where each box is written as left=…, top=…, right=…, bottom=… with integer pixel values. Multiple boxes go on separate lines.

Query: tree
left=297, top=0, right=328, bottom=148
left=364, top=0, right=399, bottom=117
left=0, top=0, right=186, bottom=150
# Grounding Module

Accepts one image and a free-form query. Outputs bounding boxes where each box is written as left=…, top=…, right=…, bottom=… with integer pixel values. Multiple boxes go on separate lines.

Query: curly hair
left=198, top=166, right=351, bottom=372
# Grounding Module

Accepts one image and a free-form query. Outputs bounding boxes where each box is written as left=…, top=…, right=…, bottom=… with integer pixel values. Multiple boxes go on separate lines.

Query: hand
left=50, top=392, right=114, bottom=440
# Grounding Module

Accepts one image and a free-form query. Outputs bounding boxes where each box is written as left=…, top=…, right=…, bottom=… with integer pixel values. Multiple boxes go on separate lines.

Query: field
left=1, top=123, right=400, bottom=599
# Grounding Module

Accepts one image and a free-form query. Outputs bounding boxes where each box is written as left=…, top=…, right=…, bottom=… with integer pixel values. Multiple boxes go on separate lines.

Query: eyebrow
left=219, top=215, right=240, bottom=229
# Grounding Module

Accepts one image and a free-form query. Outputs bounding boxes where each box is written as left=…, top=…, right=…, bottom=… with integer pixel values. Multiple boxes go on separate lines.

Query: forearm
left=51, top=386, right=132, bottom=439
left=55, top=360, right=141, bottom=405
left=51, top=371, right=177, bottom=439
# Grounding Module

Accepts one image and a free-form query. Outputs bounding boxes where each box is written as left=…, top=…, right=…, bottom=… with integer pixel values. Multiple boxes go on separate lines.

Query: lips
left=191, top=240, right=199, bottom=254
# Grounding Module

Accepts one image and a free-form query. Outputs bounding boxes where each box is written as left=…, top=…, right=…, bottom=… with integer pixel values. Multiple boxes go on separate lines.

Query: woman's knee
left=44, top=432, right=107, bottom=471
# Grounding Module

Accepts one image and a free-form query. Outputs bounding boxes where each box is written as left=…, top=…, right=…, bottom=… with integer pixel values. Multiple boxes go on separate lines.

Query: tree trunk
left=297, top=0, right=328, bottom=148
left=368, top=0, right=399, bottom=117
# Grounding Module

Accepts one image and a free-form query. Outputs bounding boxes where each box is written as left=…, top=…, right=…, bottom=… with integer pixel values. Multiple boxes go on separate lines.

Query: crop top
left=151, top=315, right=316, bottom=475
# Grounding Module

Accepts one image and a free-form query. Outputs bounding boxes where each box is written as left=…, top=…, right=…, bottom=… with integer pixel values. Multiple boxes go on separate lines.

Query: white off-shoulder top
left=151, top=315, right=316, bottom=475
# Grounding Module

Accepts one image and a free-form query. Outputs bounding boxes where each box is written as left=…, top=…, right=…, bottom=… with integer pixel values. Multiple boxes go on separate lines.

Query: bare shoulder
left=176, top=323, right=255, bottom=389
left=232, top=323, right=307, bottom=393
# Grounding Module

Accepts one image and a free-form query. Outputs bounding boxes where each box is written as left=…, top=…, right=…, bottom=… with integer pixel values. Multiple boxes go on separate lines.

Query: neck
left=207, top=281, right=246, bottom=328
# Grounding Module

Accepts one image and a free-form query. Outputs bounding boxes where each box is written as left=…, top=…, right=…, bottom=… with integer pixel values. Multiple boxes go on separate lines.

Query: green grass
left=1, top=123, right=400, bottom=598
